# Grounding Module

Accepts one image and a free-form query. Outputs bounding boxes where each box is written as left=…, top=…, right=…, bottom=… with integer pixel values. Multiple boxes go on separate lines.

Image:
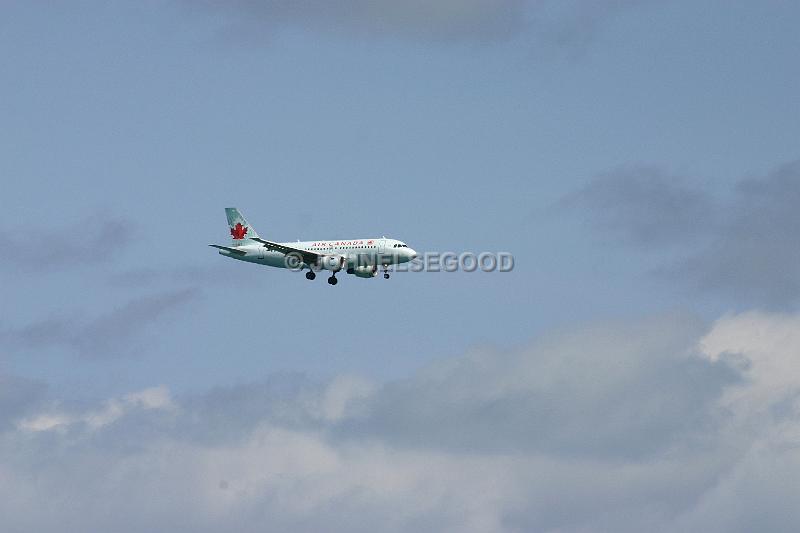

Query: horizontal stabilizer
left=209, top=244, right=247, bottom=256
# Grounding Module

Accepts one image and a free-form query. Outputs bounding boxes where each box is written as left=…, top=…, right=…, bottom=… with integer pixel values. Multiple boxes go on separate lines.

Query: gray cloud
left=0, top=214, right=134, bottom=271
left=191, top=0, right=645, bottom=46
left=673, top=160, right=800, bottom=307
left=194, top=0, right=527, bottom=43
left=340, top=314, right=738, bottom=459
left=3, top=288, right=199, bottom=358
left=566, top=159, right=800, bottom=307
left=3, top=311, right=799, bottom=532
left=0, top=374, right=46, bottom=432
left=537, top=0, right=652, bottom=52
left=563, top=165, right=716, bottom=247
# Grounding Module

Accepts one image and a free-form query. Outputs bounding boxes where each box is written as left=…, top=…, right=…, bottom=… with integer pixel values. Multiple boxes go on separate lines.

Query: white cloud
left=701, top=311, right=800, bottom=402
left=2, top=313, right=800, bottom=532
left=319, top=374, right=375, bottom=422
left=17, top=385, right=174, bottom=432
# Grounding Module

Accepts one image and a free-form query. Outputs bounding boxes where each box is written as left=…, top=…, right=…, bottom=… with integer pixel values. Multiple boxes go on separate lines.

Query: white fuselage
left=218, top=237, right=417, bottom=271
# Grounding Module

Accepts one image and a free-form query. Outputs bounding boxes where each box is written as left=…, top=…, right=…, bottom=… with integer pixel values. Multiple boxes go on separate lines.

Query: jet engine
left=319, top=255, right=345, bottom=272
left=348, top=265, right=377, bottom=278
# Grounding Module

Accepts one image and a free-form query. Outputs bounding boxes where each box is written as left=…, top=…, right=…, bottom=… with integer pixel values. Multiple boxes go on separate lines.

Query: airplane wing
left=208, top=244, right=247, bottom=256
left=251, top=237, right=321, bottom=264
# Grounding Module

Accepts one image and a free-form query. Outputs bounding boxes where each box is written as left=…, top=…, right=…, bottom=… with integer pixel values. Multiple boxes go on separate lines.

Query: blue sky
left=2, top=2, right=800, bottom=531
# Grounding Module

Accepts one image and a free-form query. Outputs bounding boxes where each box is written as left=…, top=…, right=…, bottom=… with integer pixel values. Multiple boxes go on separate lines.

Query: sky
left=1, top=1, right=800, bottom=531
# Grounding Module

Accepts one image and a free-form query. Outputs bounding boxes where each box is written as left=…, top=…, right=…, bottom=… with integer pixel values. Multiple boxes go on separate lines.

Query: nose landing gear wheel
left=382, top=265, right=390, bottom=279
left=305, top=271, right=316, bottom=280
left=327, top=275, right=338, bottom=285
left=383, top=273, right=390, bottom=279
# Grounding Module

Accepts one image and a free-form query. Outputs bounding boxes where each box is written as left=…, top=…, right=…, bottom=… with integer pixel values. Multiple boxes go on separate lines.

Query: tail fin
left=225, top=208, right=260, bottom=245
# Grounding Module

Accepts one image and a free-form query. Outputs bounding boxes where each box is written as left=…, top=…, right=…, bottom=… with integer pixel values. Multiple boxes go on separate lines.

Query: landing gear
left=305, top=271, right=316, bottom=280
left=383, top=265, right=390, bottom=279
left=327, top=275, right=338, bottom=285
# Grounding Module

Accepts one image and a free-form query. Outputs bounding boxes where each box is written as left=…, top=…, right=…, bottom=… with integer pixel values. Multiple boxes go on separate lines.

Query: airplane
left=210, top=208, right=417, bottom=285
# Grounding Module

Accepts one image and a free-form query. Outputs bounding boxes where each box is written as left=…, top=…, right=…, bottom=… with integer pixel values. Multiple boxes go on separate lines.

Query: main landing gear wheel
left=327, top=275, right=338, bottom=285
left=383, top=273, right=390, bottom=279
left=305, top=271, right=316, bottom=280
left=382, top=265, right=390, bottom=279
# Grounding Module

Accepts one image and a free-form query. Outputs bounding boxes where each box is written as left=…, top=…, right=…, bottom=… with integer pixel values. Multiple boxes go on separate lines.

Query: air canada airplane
left=210, top=208, right=417, bottom=285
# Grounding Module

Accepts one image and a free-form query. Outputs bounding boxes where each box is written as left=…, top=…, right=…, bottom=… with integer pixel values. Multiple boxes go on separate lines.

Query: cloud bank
left=3, top=311, right=799, bottom=532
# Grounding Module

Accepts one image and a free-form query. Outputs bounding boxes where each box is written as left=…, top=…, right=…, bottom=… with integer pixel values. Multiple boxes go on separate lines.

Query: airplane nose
left=409, top=249, right=418, bottom=260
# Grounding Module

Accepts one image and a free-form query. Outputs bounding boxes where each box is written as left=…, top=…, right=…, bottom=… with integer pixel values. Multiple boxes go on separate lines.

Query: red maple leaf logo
left=367, top=239, right=374, bottom=245
left=230, top=223, right=248, bottom=240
